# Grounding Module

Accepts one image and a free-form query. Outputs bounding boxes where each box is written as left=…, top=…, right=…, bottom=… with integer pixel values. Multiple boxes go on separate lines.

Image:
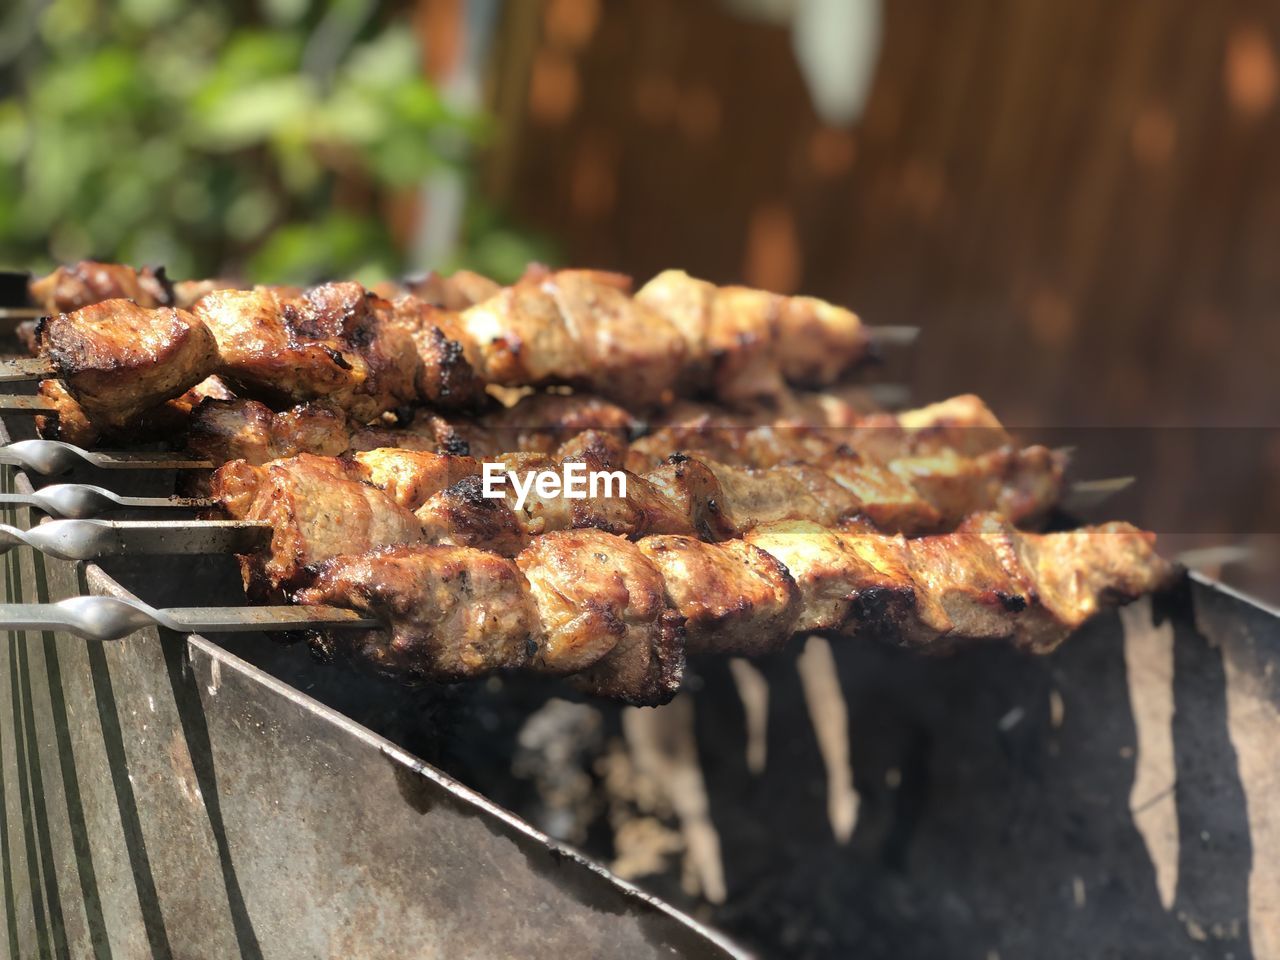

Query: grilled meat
left=376, top=269, right=502, bottom=310
left=195, top=284, right=423, bottom=422
left=29, top=261, right=174, bottom=313
left=212, top=421, right=1065, bottom=596
left=36, top=375, right=235, bottom=449
left=187, top=391, right=639, bottom=466
left=635, top=269, right=870, bottom=400
left=455, top=269, right=687, bottom=408
left=216, top=454, right=425, bottom=597
left=172, top=278, right=239, bottom=309
left=186, top=397, right=353, bottom=466
left=30, top=264, right=876, bottom=441
left=35, top=300, right=220, bottom=430
left=296, top=516, right=1176, bottom=703
left=630, top=394, right=1064, bottom=531
left=34, top=380, right=97, bottom=447
left=377, top=297, right=487, bottom=408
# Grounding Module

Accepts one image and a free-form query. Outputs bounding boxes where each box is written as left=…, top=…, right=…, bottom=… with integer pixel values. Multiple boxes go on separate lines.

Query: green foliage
left=0, top=0, right=542, bottom=284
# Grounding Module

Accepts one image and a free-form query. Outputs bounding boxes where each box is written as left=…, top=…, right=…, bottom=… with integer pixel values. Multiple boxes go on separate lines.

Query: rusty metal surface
left=0, top=411, right=746, bottom=959
left=3, top=395, right=1279, bottom=958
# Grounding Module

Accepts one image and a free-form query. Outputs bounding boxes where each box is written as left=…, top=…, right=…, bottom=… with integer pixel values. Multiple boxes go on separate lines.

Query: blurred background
left=1, top=0, right=1278, bottom=591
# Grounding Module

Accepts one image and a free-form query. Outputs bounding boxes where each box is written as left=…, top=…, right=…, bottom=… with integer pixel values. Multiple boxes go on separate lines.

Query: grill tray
left=2, top=406, right=1278, bottom=959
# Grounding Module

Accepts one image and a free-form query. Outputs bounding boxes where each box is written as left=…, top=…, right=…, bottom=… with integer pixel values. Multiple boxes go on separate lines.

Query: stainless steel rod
left=0, top=395, right=60, bottom=415
left=868, top=325, right=920, bottom=348
left=0, top=484, right=212, bottom=518
left=0, top=440, right=212, bottom=473
left=0, top=595, right=378, bottom=641
left=0, top=518, right=269, bottom=560
left=0, top=358, right=55, bottom=382
left=1059, top=476, right=1135, bottom=513
left=0, top=308, right=43, bottom=322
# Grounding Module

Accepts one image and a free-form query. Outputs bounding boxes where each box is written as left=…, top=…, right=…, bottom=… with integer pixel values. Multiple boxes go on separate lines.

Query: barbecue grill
left=1, top=271, right=1276, bottom=959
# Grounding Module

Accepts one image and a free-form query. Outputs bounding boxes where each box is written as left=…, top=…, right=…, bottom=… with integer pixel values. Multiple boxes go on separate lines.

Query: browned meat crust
left=213, top=453, right=426, bottom=597
left=29, top=261, right=173, bottom=313
left=196, top=284, right=422, bottom=423
left=36, top=300, right=219, bottom=430
left=296, top=516, right=1177, bottom=704
left=30, top=263, right=878, bottom=436
left=34, top=375, right=234, bottom=449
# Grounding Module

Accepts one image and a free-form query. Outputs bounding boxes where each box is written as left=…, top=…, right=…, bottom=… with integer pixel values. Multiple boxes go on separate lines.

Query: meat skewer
left=4, top=389, right=1073, bottom=533
left=7, top=262, right=894, bottom=438
left=24, top=260, right=485, bottom=316
left=293, top=515, right=1176, bottom=703
left=184, top=389, right=1012, bottom=471
left=0, top=515, right=1178, bottom=705
left=209, top=425, right=1065, bottom=601
left=184, top=391, right=641, bottom=469
left=26, top=379, right=881, bottom=472
left=0, top=387, right=1077, bottom=590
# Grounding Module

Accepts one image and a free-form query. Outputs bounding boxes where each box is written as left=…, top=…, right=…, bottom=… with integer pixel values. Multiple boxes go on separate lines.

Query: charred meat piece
left=350, top=448, right=483, bottom=509
left=635, top=269, right=871, bottom=401
left=295, top=515, right=1176, bottom=704
left=196, top=284, right=421, bottom=422
left=36, top=299, right=219, bottom=430
left=211, top=453, right=426, bottom=597
left=36, top=375, right=234, bottom=449
left=29, top=261, right=174, bottom=313
left=298, top=545, right=538, bottom=682
left=187, top=398, right=352, bottom=466
left=377, top=296, right=487, bottom=408
left=455, top=270, right=687, bottom=408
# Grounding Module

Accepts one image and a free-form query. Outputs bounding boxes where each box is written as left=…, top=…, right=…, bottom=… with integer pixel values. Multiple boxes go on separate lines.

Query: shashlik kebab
left=15, top=261, right=882, bottom=438
left=179, top=383, right=1063, bottom=532
left=286, top=515, right=1175, bottom=704
left=11, top=261, right=494, bottom=354
left=0, top=511, right=1174, bottom=705
left=26, top=260, right=492, bottom=316
left=626, top=393, right=1065, bottom=532
left=182, top=388, right=1003, bottom=470
left=209, top=422, right=1063, bottom=598
left=185, top=391, right=642, bottom=468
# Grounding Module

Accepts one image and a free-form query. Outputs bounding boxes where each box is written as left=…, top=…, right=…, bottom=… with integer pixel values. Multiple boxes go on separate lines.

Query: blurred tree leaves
left=0, top=0, right=544, bottom=283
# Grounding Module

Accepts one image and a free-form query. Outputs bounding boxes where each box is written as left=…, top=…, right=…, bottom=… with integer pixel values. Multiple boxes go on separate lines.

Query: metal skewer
left=0, top=358, right=54, bottom=382
left=867, top=325, right=920, bottom=348
left=0, top=322, right=922, bottom=386
left=0, top=440, right=212, bottom=474
left=0, top=307, right=43, bottom=322
left=1059, top=476, right=1135, bottom=513
left=0, top=595, right=377, bottom=641
left=0, top=484, right=211, bottom=518
left=0, top=518, right=269, bottom=560
left=0, top=395, right=61, bottom=416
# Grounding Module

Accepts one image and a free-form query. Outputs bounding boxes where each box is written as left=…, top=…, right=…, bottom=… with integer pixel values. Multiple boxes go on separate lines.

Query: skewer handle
left=0, top=518, right=269, bottom=561
left=0, top=440, right=212, bottom=474
left=0, top=484, right=211, bottom=518
left=0, top=596, right=378, bottom=641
